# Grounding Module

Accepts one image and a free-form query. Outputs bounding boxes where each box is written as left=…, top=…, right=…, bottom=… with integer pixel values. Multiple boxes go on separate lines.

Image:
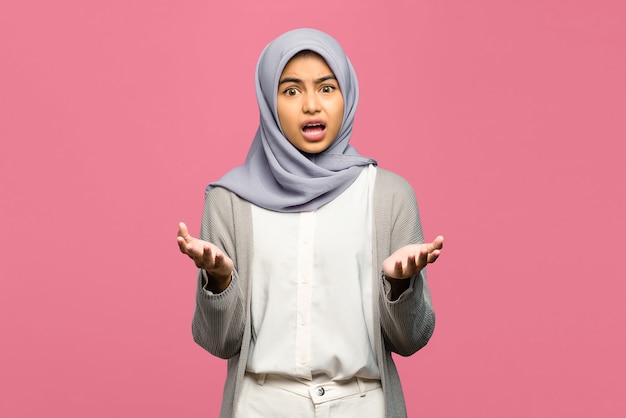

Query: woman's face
left=276, top=52, right=344, bottom=154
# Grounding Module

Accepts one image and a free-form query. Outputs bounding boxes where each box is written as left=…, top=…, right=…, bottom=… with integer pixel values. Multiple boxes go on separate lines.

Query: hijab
left=209, top=28, right=376, bottom=212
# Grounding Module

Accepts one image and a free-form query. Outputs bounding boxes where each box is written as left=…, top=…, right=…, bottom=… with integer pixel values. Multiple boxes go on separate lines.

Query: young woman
left=177, top=28, right=444, bottom=417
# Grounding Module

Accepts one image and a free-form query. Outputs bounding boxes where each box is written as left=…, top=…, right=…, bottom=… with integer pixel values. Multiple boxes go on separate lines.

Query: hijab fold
left=209, top=28, right=376, bottom=212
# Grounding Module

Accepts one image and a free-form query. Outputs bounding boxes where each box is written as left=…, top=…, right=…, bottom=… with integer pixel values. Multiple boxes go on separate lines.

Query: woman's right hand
left=177, top=222, right=234, bottom=290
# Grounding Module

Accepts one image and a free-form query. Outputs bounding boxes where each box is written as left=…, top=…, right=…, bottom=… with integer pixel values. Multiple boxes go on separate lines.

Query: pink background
left=1, top=0, right=624, bottom=416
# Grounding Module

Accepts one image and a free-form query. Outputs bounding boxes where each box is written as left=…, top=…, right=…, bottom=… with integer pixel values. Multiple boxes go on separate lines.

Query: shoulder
left=201, top=186, right=253, bottom=244
left=372, top=167, right=420, bottom=224
left=206, top=185, right=233, bottom=201
left=374, top=168, right=416, bottom=199
left=204, top=186, right=253, bottom=225
left=205, top=186, right=249, bottom=207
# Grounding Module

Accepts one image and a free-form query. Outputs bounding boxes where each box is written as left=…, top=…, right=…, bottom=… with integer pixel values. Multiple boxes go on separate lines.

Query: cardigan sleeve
left=191, top=187, right=246, bottom=359
left=375, top=170, right=436, bottom=357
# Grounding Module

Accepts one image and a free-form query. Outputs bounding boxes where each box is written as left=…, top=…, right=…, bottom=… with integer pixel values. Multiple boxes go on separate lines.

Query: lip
left=300, top=119, right=327, bottom=142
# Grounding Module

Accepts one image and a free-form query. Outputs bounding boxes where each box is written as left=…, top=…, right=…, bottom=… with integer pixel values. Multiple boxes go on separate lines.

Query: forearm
left=192, top=270, right=245, bottom=359
left=379, top=272, right=435, bottom=356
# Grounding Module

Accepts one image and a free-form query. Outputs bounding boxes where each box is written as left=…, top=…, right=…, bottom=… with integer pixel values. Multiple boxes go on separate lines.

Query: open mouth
left=301, top=122, right=326, bottom=141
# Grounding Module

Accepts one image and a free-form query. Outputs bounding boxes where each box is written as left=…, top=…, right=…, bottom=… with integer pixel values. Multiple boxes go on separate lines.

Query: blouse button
left=316, top=387, right=325, bottom=396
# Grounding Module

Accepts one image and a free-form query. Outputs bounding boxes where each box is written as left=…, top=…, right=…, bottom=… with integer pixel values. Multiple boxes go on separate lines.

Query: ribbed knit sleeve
left=374, top=170, right=436, bottom=356
left=191, top=187, right=248, bottom=359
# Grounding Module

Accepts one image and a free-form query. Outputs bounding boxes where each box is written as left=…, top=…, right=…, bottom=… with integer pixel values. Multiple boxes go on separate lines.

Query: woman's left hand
left=382, top=236, right=444, bottom=279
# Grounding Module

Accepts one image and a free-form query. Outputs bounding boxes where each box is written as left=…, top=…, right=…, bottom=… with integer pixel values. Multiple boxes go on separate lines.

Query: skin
left=177, top=222, right=233, bottom=292
left=177, top=52, right=444, bottom=297
left=177, top=222, right=443, bottom=297
left=276, top=52, right=344, bottom=154
left=381, top=236, right=444, bottom=299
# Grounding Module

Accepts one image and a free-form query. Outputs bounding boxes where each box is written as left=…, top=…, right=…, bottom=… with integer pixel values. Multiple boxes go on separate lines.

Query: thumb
left=178, top=222, right=190, bottom=240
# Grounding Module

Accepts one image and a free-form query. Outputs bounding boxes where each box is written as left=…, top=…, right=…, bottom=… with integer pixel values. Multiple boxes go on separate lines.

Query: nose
left=302, top=92, right=321, bottom=114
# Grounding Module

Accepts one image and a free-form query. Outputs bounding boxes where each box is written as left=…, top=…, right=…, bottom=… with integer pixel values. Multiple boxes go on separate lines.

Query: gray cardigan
left=192, top=168, right=435, bottom=417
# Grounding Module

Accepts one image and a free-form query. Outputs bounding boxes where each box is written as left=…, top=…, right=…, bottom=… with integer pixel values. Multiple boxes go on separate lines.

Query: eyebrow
left=278, top=75, right=338, bottom=86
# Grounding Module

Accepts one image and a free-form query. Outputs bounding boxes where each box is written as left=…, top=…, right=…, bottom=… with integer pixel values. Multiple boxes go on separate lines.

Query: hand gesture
left=177, top=222, right=233, bottom=284
left=382, top=236, right=444, bottom=279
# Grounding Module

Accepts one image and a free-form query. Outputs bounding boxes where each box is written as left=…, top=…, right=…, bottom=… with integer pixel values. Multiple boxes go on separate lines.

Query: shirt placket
left=295, top=211, right=315, bottom=380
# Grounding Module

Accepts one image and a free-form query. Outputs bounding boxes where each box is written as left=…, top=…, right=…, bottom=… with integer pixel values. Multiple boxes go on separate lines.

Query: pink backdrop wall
left=1, top=0, right=624, bottom=416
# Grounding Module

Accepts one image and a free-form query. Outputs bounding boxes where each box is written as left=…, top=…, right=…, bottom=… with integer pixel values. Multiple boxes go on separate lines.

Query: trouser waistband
left=247, top=372, right=382, bottom=404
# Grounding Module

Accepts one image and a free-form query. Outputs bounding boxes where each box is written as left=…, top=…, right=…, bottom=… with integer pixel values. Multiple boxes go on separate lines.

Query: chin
left=298, top=143, right=332, bottom=154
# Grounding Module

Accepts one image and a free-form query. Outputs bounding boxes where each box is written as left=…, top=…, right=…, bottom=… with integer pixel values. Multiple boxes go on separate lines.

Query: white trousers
left=234, top=372, right=385, bottom=417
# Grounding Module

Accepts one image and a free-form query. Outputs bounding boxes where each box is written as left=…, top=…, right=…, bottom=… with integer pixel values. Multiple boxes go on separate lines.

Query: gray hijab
left=209, top=28, right=376, bottom=212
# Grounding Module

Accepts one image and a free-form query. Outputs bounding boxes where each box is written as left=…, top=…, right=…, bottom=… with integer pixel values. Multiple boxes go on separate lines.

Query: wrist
left=204, top=270, right=233, bottom=293
left=383, top=273, right=411, bottom=301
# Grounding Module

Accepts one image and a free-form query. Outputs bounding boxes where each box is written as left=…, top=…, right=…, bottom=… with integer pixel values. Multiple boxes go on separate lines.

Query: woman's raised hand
left=177, top=222, right=234, bottom=284
left=382, top=236, right=444, bottom=279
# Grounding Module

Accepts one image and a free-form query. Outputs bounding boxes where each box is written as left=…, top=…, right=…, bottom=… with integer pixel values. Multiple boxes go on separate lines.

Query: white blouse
left=246, top=165, right=379, bottom=382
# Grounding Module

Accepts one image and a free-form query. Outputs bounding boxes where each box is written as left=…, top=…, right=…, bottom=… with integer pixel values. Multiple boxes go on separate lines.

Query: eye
left=320, top=85, right=336, bottom=93
left=283, top=87, right=299, bottom=96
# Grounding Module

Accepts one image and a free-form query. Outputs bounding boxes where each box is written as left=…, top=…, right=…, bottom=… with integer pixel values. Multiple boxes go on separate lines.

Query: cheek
left=333, top=101, right=345, bottom=126
left=276, top=103, right=290, bottom=132
left=335, top=95, right=345, bottom=116
left=277, top=109, right=299, bottom=139
left=281, top=110, right=295, bottom=126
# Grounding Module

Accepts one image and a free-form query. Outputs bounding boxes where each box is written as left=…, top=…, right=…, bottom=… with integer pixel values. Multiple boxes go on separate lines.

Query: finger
left=177, top=236, right=188, bottom=254
left=201, top=244, right=217, bottom=270
left=178, top=222, right=191, bottom=242
left=405, top=254, right=417, bottom=276
left=214, top=252, right=224, bottom=269
left=187, top=239, right=208, bottom=260
left=422, top=237, right=443, bottom=253
left=416, top=247, right=429, bottom=269
left=394, top=260, right=404, bottom=277
left=427, top=249, right=441, bottom=264
left=201, top=244, right=211, bottom=265
left=185, top=243, right=204, bottom=269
